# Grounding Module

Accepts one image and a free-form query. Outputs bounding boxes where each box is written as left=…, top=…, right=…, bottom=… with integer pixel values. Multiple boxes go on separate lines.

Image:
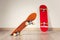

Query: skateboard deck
left=40, top=5, right=48, bottom=32
left=11, top=13, right=37, bottom=36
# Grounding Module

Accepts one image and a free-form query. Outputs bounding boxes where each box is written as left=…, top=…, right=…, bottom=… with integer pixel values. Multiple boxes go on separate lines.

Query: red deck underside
left=40, top=5, right=48, bottom=32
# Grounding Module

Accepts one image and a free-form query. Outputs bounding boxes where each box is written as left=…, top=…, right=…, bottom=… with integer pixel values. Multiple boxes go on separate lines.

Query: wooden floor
left=0, top=29, right=60, bottom=40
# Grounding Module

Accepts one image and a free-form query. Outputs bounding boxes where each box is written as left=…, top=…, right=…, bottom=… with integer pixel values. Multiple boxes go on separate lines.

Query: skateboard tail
left=11, top=21, right=27, bottom=36
left=40, top=26, right=48, bottom=32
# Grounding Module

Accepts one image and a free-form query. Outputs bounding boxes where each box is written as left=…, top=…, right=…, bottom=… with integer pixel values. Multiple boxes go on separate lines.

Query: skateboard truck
left=41, top=8, right=47, bottom=12
left=41, top=22, right=48, bottom=26
left=26, top=21, right=33, bottom=25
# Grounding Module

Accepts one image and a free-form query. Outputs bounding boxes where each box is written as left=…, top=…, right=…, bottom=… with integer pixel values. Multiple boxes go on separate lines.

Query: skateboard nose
left=26, top=13, right=37, bottom=21
left=40, top=5, right=47, bottom=8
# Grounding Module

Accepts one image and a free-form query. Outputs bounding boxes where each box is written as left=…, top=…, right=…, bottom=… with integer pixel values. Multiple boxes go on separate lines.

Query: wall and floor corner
left=0, top=0, right=60, bottom=31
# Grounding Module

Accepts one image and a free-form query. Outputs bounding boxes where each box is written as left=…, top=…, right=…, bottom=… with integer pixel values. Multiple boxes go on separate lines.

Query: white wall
left=0, top=0, right=60, bottom=28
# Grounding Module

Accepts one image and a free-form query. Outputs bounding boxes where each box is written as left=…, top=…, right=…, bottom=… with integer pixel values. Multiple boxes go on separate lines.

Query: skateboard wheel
left=25, top=22, right=29, bottom=25
left=13, top=33, right=17, bottom=36
left=17, top=32, right=20, bottom=35
left=28, top=21, right=33, bottom=25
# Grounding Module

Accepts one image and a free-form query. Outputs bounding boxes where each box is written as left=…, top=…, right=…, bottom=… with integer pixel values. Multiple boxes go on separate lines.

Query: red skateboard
left=39, top=5, right=48, bottom=32
left=11, top=13, right=37, bottom=36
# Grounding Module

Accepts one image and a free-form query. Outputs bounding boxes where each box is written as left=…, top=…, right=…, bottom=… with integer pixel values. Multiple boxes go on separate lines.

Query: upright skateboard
left=40, top=5, right=48, bottom=32
left=11, top=13, right=37, bottom=36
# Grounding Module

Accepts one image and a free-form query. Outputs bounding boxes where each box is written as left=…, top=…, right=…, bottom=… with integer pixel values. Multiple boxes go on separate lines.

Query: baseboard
left=0, top=28, right=60, bottom=31
left=51, top=28, right=60, bottom=31
left=0, top=28, right=14, bottom=31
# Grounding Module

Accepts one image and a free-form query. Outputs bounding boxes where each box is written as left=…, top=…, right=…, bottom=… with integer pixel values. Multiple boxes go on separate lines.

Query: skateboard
left=11, top=13, right=37, bottom=36
left=39, top=5, right=48, bottom=32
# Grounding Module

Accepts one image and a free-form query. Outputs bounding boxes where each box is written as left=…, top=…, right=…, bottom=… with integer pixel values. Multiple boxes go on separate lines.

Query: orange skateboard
left=11, top=13, right=37, bottom=36
left=40, top=5, right=48, bottom=32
